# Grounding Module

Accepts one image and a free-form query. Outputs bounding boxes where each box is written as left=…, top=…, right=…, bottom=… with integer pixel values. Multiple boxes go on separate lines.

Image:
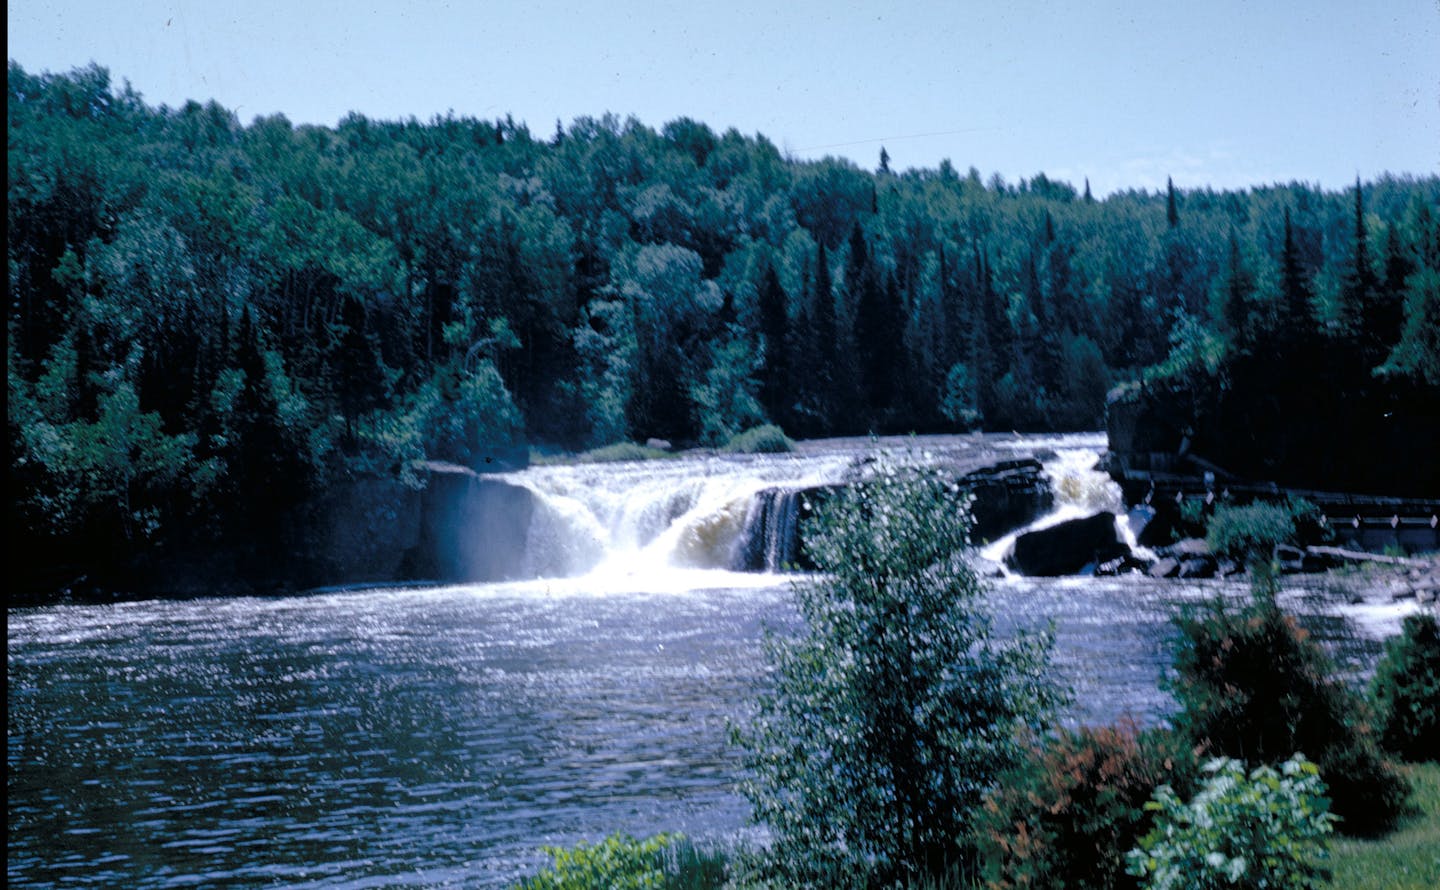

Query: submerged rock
left=1147, top=557, right=1181, bottom=579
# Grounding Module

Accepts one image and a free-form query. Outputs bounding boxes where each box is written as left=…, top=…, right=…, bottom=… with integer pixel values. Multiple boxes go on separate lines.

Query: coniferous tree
left=1223, top=229, right=1254, bottom=347
left=757, top=260, right=790, bottom=425
left=1342, top=177, right=1390, bottom=366
left=851, top=224, right=899, bottom=422
left=1277, top=208, right=1316, bottom=345
left=808, top=242, right=839, bottom=430
left=330, top=294, right=389, bottom=452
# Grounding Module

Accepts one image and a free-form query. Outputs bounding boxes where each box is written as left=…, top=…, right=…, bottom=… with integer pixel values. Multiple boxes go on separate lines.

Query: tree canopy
left=9, top=62, right=1440, bottom=590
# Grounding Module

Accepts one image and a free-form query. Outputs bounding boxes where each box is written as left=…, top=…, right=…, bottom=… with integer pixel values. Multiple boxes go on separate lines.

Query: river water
left=6, top=435, right=1414, bottom=888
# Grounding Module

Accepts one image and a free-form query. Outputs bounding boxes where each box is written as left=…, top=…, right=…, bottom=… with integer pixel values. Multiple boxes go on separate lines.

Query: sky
left=8, top=0, right=1440, bottom=196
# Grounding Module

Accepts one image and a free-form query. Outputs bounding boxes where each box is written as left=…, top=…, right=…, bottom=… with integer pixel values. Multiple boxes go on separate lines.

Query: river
left=6, top=434, right=1413, bottom=888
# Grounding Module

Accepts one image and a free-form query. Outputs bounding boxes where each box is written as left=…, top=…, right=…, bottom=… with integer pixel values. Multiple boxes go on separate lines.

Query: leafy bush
left=733, top=456, right=1063, bottom=887
left=977, top=720, right=1190, bottom=890
left=1205, top=502, right=1295, bottom=564
left=577, top=442, right=674, bottom=463
left=940, top=362, right=983, bottom=430
left=1169, top=590, right=1410, bottom=835
left=723, top=423, right=795, bottom=454
left=1203, top=498, right=1324, bottom=565
left=1371, top=612, right=1440, bottom=762
left=1127, top=755, right=1335, bottom=890
left=513, top=832, right=726, bottom=890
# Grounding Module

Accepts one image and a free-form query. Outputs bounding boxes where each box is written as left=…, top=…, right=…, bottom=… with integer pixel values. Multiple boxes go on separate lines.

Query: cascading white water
left=502, top=452, right=855, bottom=581
left=500, top=434, right=1128, bottom=584
left=981, top=446, right=1148, bottom=565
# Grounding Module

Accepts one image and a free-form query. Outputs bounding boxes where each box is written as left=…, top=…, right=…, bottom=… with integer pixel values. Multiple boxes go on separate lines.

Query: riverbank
left=1330, top=762, right=1440, bottom=889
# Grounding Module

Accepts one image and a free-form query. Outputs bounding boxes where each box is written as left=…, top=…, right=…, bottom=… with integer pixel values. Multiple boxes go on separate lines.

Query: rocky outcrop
left=411, top=466, right=536, bottom=582
left=1007, top=512, right=1128, bottom=576
left=739, top=458, right=1054, bottom=573
left=299, top=477, right=425, bottom=586
left=959, top=459, right=1054, bottom=544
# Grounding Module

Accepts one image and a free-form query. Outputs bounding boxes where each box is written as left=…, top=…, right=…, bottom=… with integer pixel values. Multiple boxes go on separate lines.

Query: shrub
left=576, top=442, right=673, bottom=463
left=723, top=423, right=795, bottom=454
left=977, top=720, right=1191, bottom=890
left=1203, top=498, right=1323, bottom=565
left=1205, top=502, right=1295, bottom=564
left=513, top=832, right=726, bottom=890
left=1127, top=755, right=1335, bottom=890
left=1169, top=589, right=1410, bottom=836
left=733, top=456, right=1063, bottom=887
left=1371, top=612, right=1440, bottom=762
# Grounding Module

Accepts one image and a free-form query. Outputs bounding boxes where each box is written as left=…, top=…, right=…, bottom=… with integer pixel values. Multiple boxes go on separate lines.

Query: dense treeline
left=8, top=63, right=1440, bottom=584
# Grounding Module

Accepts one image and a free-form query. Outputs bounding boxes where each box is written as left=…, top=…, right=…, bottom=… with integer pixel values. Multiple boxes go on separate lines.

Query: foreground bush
left=734, top=457, right=1062, bottom=887
left=1169, top=587, right=1409, bottom=836
left=513, top=832, right=726, bottom=890
left=1371, top=612, right=1440, bottom=762
left=977, top=720, right=1190, bottom=890
left=1127, top=755, right=1335, bottom=890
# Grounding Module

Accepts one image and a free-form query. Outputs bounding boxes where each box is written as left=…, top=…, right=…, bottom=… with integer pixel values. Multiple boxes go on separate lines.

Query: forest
left=8, top=62, right=1440, bottom=594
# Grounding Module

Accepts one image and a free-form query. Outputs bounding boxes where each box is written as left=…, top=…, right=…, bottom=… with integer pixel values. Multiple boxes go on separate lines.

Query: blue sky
left=9, top=0, right=1439, bottom=195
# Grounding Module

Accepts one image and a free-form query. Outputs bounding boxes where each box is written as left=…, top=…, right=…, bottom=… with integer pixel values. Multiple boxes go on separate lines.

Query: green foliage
left=11, top=375, right=212, bottom=542
left=1205, top=502, right=1298, bottom=564
left=734, top=457, right=1062, bottom=886
left=1370, top=613, right=1440, bottom=762
left=404, top=361, right=525, bottom=470
left=977, top=720, right=1188, bottom=890
left=573, top=297, right=637, bottom=448
left=574, top=442, right=676, bottom=464
left=514, top=833, right=727, bottom=890
left=9, top=60, right=1440, bottom=595
left=692, top=331, right=765, bottom=446
left=1169, top=590, right=1410, bottom=836
left=1147, top=313, right=1226, bottom=385
left=722, top=424, right=794, bottom=454
left=940, top=362, right=983, bottom=430
left=1127, top=755, right=1335, bottom=890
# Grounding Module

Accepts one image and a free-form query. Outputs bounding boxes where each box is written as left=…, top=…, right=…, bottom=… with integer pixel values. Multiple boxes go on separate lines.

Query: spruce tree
left=810, top=242, right=838, bottom=429
left=1223, top=228, right=1254, bottom=346
left=1278, top=208, right=1316, bottom=342
left=756, top=261, right=790, bottom=425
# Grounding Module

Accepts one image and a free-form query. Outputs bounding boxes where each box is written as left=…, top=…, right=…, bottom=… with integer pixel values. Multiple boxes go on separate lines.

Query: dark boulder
left=1008, top=511, right=1128, bottom=576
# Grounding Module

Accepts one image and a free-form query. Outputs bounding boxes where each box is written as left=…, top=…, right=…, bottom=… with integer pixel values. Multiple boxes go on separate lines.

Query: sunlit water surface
left=8, top=572, right=1396, bottom=889
left=7, top=435, right=1412, bottom=888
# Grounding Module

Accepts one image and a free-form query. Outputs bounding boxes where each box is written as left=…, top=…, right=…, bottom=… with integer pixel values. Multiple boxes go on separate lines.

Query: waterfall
left=485, top=435, right=1100, bottom=584
left=980, top=446, right=1138, bottom=565
left=738, top=488, right=806, bottom=572
left=500, top=453, right=852, bottom=581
